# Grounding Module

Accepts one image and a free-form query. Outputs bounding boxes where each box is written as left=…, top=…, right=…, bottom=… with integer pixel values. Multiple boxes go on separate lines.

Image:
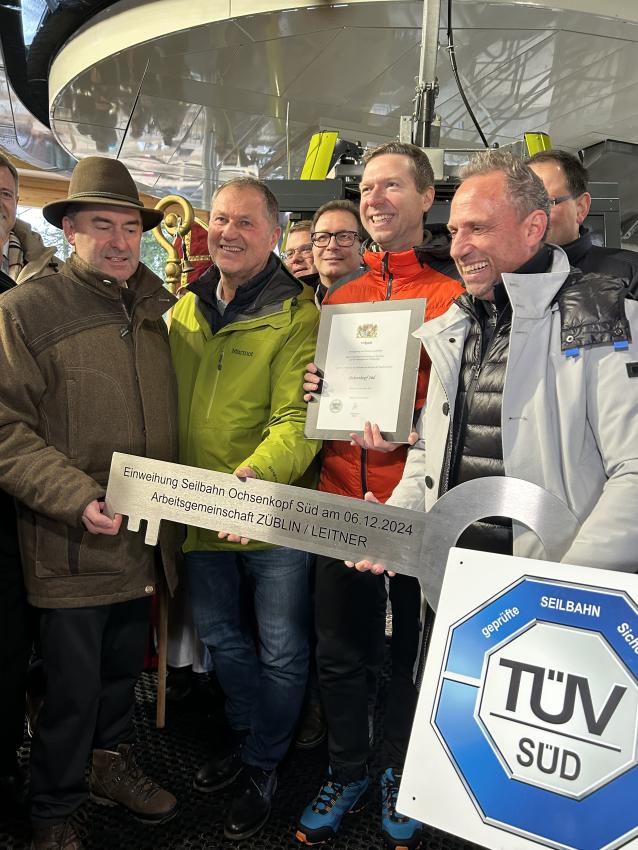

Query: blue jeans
left=185, top=547, right=309, bottom=770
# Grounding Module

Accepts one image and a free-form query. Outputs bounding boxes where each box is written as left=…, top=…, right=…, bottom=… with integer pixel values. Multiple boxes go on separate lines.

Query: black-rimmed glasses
left=548, top=194, right=573, bottom=207
left=311, top=230, right=360, bottom=247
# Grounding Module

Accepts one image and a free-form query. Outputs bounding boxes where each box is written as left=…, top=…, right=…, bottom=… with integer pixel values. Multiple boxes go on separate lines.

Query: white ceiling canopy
left=46, top=0, right=638, bottom=208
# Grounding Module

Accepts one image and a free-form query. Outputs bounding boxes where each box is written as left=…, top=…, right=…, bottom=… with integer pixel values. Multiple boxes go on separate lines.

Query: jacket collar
left=64, top=252, right=175, bottom=318
left=12, top=218, right=60, bottom=282
left=501, top=244, right=570, bottom=318
left=455, top=245, right=552, bottom=319
left=361, top=226, right=454, bottom=279
left=362, top=240, right=428, bottom=279
left=559, top=225, right=591, bottom=268
left=13, top=218, right=49, bottom=262
left=190, top=253, right=302, bottom=310
left=415, top=245, right=571, bottom=343
left=188, top=253, right=308, bottom=334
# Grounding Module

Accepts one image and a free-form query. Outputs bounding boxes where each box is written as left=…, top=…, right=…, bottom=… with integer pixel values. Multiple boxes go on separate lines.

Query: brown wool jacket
left=0, top=252, right=180, bottom=608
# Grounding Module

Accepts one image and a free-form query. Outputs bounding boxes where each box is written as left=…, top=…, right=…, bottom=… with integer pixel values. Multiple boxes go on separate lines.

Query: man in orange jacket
left=297, top=142, right=463, bottom=850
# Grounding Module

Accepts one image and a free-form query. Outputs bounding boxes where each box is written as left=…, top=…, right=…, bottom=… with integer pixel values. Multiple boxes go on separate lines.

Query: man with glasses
left=297, top=143, right=462, bottom=850
left=0, top=152, right=61, bottom=819
left=310, top=199, right=363, bottom=303
left=282, top=220, right=317, bottom=280
left=0, top=153, right=60, bottom=292
left=527, top=149, right=638, bottom=297
left=293, top=200, right=365, bottom=753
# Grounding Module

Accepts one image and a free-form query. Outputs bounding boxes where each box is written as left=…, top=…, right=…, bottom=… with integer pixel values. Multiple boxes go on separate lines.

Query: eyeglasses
left=281, top=243, right=313, bottom=261
left=548, top=194, right=573, bottom=207
left=311, top=230, right=360, bottom=248
left=0, top=189, right=16, bottom=202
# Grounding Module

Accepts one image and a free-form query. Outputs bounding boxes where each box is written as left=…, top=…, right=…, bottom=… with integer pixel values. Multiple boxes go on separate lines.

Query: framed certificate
left=304, top=298, right=426, bottom=442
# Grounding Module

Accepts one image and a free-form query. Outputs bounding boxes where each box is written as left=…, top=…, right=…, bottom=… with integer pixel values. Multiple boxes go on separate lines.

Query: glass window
left=20, top=0, right=48, bottom=48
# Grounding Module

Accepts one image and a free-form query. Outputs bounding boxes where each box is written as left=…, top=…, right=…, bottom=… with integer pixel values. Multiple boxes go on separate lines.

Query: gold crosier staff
left=150, top=195, right=195, bottom=728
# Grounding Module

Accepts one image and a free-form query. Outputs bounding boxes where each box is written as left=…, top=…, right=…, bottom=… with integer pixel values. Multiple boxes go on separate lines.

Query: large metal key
left=105, top=452, right=580, bottom=607
left=104, top=452, right=427, bottom=576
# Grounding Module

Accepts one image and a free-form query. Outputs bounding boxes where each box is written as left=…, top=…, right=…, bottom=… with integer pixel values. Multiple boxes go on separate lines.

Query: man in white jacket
left=357, top=149, right=638, bottom=581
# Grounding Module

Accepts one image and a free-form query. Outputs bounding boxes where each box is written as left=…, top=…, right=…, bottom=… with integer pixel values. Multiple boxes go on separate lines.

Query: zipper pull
left=217, top=351, right=223, bottom=370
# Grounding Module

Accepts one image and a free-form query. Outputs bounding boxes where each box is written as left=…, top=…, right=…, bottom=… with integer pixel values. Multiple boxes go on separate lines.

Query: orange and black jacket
left=319, top=240, right=463, bottom=502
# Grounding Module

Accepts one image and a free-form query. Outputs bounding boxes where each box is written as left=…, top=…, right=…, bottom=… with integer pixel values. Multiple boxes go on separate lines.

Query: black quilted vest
left=447, top=247, right=554, bottom=554
left=449, top=284, right=513, bottom=553
left=443, top=248, right=632, bottom=556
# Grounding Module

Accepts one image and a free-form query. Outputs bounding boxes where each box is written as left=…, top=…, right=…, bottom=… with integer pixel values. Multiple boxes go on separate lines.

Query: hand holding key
left=218, top=467, right=257, bottom=545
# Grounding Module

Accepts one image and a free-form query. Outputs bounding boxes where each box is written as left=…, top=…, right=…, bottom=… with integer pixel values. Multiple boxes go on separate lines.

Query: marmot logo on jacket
left=232, top=347, right=254, bottom=357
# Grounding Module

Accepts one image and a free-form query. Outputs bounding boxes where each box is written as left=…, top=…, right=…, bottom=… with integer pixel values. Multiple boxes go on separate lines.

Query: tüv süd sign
left=399, top=554, right=638, bottom=850
left=435, top=577, right=638, bottom=848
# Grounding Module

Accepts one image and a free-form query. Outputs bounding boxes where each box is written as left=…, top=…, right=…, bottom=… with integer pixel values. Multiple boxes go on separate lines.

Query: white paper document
left=316, top=308, right=412, bottom=432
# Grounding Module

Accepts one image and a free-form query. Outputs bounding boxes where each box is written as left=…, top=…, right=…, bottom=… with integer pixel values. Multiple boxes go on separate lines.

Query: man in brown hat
left=0, top=156, right=180, bottom=850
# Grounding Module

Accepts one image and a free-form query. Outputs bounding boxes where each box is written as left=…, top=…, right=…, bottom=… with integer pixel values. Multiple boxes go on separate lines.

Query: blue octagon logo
left=433, top=576, right=638, bottom=850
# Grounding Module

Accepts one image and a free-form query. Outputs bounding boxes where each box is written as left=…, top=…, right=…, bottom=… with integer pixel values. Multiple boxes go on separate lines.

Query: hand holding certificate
left=304, top=299, right=426, bottom=442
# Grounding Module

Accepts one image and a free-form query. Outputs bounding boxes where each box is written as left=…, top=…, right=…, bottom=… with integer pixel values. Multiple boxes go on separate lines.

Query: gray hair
left=212, top=176, right=279, bottom=227
left=460, top=150, right=550, bottom=222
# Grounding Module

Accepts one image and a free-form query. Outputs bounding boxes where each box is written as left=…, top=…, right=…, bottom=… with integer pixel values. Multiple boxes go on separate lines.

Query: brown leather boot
left=31, top=821, right=84, bottom=850
left=90, top=743, right=177, bottom=824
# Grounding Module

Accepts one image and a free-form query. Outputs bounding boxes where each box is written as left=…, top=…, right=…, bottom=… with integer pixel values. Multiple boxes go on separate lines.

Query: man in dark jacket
left=0, top=153, right=60, bottom=817
left=0, top=157, right=180, bottom=850
left=527, top=148, right=638, bottom=297
left=281, top=219, right=317, bottom=279
left=1, top=153, right=60, bottom=294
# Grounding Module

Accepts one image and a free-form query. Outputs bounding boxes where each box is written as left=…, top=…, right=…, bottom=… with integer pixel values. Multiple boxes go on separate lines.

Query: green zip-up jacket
left=169, top=255, right=321, bottom=552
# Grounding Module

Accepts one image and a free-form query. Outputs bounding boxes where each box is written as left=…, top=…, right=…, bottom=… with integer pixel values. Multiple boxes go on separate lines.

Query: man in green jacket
left=170, top=176, right=320, bottom=841
left=0, top=157, right=179, bottom=850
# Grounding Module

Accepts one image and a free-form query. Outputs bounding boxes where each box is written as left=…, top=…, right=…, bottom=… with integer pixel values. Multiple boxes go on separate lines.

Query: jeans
left=186, top=547, right=309, bottom=770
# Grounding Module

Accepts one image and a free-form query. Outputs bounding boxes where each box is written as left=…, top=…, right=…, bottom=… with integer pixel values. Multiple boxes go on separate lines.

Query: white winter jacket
left=389, top=247, right=638, bottom=574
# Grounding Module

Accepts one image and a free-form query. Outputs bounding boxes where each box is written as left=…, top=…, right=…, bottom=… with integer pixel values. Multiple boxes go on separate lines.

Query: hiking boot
left=295, top=702, right=327, bottom=749
left=90, top=743, right=177, bottom=824
left=224, top=765, right=277, bottom=841
left=380, top=768, right=422, bottom=850
left=31, top=821, right=84, bottom=850
left=296, top=769, right=369, bottom=844
left=193, top=731, right=246, bottom=793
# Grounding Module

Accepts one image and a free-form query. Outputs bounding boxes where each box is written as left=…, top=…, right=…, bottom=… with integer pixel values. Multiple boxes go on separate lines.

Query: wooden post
left=156, top=574, right=169, bottom=729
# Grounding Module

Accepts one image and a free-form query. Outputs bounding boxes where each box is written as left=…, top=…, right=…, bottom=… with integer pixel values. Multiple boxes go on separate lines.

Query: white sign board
left=399, top=549, right=638, bottom=850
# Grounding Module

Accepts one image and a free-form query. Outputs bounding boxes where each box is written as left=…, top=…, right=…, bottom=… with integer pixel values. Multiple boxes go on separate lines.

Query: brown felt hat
left=42, top=156, right=164, bottom=232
